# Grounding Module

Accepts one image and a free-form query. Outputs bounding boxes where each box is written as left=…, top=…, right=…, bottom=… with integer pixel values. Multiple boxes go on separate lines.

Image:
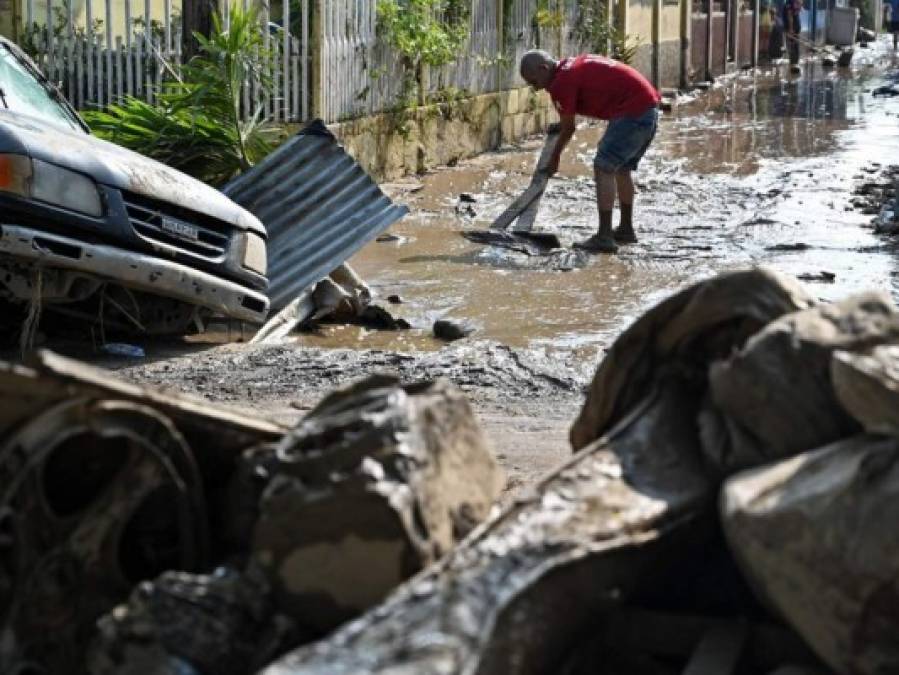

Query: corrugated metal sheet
left=223, top=120, right=409, bottom=313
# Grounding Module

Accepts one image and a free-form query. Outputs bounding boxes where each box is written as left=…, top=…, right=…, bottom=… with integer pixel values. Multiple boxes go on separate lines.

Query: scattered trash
left=872, top=85, right=899, bottom=98
left=837, top=48, right=854, bottom=68
left=101, top=342, right=146, bottom=358
left=796, top=270, right=836, bottom=283
left=433, top=318, right=476, bottom=341
left=765, top=242, right=810, bottom=251
left=456, top=202, right=478, bottom=218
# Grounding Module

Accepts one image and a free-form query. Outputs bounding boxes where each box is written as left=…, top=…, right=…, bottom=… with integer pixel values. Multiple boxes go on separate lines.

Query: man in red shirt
left=520, top=50, right=660, bottom=253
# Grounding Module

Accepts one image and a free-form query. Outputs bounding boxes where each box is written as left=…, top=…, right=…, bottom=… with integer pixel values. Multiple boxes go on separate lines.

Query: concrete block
left=501, top=116, right=515, bottom=144
left=507, top=89, right=519, bottom=115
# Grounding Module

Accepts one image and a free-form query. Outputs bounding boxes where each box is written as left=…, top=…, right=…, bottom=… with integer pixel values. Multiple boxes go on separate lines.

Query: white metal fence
left=22, top=0, right=309, bottom=121
left=19, top=0, right=598, bottom=124
left=318, top=0, right=597, bottom=124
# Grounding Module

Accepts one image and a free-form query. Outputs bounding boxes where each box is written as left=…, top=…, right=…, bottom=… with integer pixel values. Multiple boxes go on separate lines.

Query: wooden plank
left=492, top=129, right=559, bottom=231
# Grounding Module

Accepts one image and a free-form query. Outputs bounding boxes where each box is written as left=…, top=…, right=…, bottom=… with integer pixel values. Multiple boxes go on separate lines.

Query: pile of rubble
left=1, top=267, right=898, bottom=674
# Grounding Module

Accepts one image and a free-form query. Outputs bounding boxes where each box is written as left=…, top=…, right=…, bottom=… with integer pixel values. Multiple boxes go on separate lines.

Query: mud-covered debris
left=462, top=229, right=562, bottom=255
left=433, top=318, right=476, bottom=341
left=375, top=233, right=406, bottom=243
left=796, top=270, right=836, bottom=283
left=352, top=305, right=411, bottom=330
left=259, top=380, right=712, bottom=675
left=455, top=202, right=477, bottom=217
left=570, top=267, right=815, bottom=451
left=722, top=434, right=899, bottom=675
left=705, top=292, right=899, bottom=473
left=872, top=85, right=899, bottom=98
left=831, top=346, right=899, bottom=436
left=89, top=567, right=296, bottom=675
left=765, top=242, right=810, bottom=252
left=251, top=376, right=503, bottom=634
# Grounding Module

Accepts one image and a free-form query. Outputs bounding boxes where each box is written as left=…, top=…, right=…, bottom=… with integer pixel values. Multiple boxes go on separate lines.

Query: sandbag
left=706, top=293, right=899, bottom=473
left=570, top=267, right=814, bottom=451
left=250, top=375, right=503, bottom=634
left=722, top=435, right=899, bottom=675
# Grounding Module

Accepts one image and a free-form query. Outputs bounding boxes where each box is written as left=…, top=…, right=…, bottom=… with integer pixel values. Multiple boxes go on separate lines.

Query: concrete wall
left=329, top=87, right=558, bottom=182
left=627, top=0, right=686, bottom=87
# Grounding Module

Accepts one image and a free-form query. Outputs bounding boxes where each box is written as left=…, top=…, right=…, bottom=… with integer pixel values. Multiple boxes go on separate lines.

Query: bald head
left=520, top=50, right=557, bottom=90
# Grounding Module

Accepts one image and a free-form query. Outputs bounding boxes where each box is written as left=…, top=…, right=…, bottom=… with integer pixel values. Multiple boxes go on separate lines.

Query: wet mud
left=115, top=43, right=899, bottom=492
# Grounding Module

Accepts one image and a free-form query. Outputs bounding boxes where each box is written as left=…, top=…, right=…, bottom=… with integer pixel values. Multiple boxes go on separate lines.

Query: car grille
left=122, top=191, right=233, bottom=259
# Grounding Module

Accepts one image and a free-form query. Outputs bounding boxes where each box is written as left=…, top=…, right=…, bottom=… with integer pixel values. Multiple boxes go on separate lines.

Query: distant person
left=768, top=2, right=785, bottom=59
left=887, top=0, right=899, bottom=49
left=783, top=0, right=803, bottom=68
left=519, top=50, right=660, bottom=253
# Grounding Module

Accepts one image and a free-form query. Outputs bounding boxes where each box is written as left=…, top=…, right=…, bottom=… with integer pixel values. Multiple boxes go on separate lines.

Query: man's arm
left=545, top=114, right=576, bottom=176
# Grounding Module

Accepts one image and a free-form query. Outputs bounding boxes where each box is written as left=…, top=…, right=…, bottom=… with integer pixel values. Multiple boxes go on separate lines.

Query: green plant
left=373, top=0, right=472, bottom=134
left=84, top=4, right=278, bottom=186
left=574, top=0, right=640, bottom=64
left=535, top=0, right=564, bottom=28
left=377, top=0, right=469, bottom=69
left=21, top=0, right=106, bottom=59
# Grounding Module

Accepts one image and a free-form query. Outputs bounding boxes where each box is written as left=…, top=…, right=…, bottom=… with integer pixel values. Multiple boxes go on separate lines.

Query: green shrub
left=84, top=4, right=278, bottom=186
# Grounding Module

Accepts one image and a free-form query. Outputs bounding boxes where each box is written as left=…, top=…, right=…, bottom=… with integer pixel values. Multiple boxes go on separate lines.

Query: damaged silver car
left=0, top=37, right=268, bottom=333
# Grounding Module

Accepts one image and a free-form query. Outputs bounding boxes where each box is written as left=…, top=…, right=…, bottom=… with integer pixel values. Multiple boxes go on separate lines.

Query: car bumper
left=0, top=224, right=270, bottom=323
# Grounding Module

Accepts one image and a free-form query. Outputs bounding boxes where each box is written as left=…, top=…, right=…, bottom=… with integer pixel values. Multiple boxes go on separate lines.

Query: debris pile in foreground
left=1, top=267, right=898, bottom=675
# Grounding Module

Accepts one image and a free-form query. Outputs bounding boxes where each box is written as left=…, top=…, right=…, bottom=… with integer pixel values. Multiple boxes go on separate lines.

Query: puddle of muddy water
left=297, top=43, right=899, bottom=361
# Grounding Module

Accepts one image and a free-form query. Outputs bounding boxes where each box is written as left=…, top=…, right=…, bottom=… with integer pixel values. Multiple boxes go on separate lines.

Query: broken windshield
left=0, top=42, right=84, bottom=132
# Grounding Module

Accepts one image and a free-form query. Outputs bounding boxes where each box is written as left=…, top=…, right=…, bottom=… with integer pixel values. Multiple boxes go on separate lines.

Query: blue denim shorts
left=594, top=105, right=659, bottom=172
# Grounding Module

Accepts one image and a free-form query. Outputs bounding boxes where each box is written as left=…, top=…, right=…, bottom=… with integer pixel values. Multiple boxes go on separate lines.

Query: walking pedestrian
left=887, top=0, right=899, bottom=50
left=519, top=50, right=660, bottom=253
left=783, top=0, right=803, bottom=68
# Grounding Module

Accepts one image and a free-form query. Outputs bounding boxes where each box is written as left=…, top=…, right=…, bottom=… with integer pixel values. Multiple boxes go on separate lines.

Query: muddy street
left=115, top=44, right=899, bottom=492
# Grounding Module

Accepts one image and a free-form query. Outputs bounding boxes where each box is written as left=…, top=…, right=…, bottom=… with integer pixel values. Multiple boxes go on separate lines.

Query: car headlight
left=240, top=232, right=267, bottom=276
left=0, top=153, right=103, bottom=217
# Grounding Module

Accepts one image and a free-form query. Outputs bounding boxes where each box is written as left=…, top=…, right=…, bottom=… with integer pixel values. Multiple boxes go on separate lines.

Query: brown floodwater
left=296, top=43, right=899, bottom=361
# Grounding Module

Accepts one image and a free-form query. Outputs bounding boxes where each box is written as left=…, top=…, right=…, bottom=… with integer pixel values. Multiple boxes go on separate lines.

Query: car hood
left=0, top=110, right=265, bottom=236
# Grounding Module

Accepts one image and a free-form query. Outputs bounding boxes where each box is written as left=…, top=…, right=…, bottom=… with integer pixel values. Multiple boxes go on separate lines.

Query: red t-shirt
left=547, top=55, right=661, bottom=120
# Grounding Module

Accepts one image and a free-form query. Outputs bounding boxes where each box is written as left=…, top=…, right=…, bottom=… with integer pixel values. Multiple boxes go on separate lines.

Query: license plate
left=161, top=216, right=199, bottom=242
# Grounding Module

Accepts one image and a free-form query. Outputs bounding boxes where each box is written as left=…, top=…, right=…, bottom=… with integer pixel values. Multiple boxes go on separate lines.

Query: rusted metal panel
left=223, top=121, right=409, bottom=312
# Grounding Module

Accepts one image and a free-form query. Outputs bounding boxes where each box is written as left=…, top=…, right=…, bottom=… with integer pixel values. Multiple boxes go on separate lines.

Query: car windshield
left=0, top=43, right=84, bottom=132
